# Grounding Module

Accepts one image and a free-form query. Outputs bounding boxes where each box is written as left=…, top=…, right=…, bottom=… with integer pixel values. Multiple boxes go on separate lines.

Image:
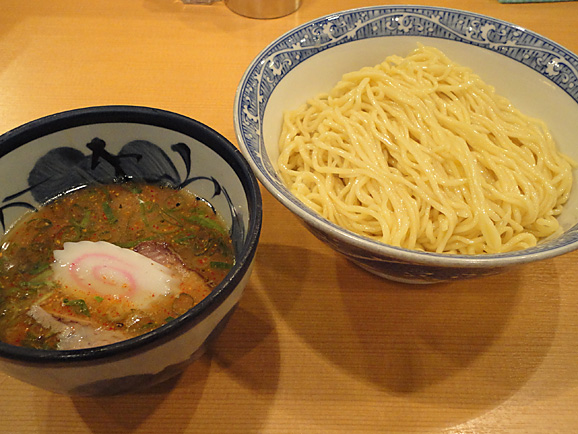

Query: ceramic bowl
left=233, top=5, right=578, bottom=284
left=0, top=105, right=262, bottom=395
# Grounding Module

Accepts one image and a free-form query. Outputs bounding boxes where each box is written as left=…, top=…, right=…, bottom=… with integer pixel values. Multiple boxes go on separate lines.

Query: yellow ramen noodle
left=278, top=45, right=574, bottom=254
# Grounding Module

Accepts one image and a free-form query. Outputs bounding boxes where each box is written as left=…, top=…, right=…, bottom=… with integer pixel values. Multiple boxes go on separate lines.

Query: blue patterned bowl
left=0, top=106, right=262, bottom=394
left=233, top=6, right=578, bottom=283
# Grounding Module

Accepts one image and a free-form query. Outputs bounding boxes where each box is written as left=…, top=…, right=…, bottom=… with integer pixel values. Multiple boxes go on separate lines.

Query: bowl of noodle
left=234, top=6, right=578, bottom=283
left=0, top=106, right=263, bottom=394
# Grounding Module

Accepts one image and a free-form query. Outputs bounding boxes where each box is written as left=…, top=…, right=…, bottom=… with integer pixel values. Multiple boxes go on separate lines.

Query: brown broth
left=0, top=182, right=235, bottom=349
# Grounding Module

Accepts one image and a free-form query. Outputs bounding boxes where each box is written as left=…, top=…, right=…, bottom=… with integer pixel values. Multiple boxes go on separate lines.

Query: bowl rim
left=233, top=5, right=578, bottom=269
left=0, top=105, right=263, bottom=363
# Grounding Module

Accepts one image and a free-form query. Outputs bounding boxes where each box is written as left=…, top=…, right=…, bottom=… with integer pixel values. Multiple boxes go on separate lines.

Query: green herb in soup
left=0, top=182, right=235, bottom=350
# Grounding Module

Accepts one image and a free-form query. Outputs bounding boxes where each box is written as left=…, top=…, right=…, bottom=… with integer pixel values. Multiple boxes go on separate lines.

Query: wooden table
left=1, top=0, right=578, bottom=432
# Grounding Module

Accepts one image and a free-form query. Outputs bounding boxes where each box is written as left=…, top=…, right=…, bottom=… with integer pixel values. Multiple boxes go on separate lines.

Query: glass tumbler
left=225, top=0, right=301, bottom=19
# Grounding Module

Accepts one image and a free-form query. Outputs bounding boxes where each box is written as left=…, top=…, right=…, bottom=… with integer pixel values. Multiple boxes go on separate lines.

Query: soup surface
left=0, top=182, right=234, bottom=350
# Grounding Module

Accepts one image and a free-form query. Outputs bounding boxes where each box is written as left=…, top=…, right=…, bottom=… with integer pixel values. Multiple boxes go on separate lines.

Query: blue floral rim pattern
left=235, top=6, right=578, bottom=266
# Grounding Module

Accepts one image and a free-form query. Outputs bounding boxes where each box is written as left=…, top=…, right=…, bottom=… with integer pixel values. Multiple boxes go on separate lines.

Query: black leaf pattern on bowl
left=0, top=201, right=37, bottom=234
left=1, top=139, right=244, bottom=251
left=26, top=139, right=181, bottom=204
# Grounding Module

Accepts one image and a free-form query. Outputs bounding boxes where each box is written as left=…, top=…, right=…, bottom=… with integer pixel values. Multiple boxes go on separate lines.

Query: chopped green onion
left=62, top=298, right=91, bottom=317
left=55, top=225, right=82, bottom=243
left=185, top=215, right=227, bottom=234
left=126, top=184, right=143, bottom=194
left=160, top=208, right=184, bottom=226
left=28, top=262, right=51, bottom=275
left=102, top=202, right=117, bottom=223
left=210, top=261, right=234, bottom=270
left=79, top=208, right=92, bottom=228
left=173, top=233, right=197, bottom=244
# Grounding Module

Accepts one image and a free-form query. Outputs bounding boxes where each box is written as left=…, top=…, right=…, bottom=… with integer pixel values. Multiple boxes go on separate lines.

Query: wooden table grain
left=1, top=1, right=578, bottom=433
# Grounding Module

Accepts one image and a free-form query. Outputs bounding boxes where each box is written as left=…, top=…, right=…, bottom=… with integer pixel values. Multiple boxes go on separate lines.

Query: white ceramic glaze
left=234, top=6, right=578, bottom=283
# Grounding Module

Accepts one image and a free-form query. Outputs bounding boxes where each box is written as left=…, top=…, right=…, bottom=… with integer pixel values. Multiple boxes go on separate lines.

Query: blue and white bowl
left=233, top=5, right=578, bottom=284
left=0, top=106, right=262, bottom=395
